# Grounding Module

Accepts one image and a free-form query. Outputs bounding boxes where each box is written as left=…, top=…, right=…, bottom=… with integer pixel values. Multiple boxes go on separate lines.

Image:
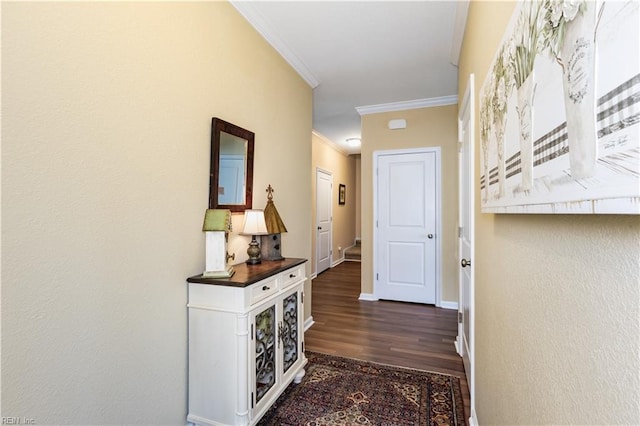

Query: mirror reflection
left=218, top=131, right=247, bottom=205
left=210, top=118, right=254, bottom=212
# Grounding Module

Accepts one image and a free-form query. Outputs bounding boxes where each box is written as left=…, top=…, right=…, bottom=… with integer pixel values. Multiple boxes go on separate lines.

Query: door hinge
left=458, top=312, right=463, bottom=324
left=376, top=273, right=379, bottom=280
left=302, top=341, right=305, bottom=352
left=301, top=291, right=304, bottom=304
left=251, top=323, right=254, bottom=340
left=251, top=392, right=254, bottom=409
left=458, top=226, right=463, bottom=238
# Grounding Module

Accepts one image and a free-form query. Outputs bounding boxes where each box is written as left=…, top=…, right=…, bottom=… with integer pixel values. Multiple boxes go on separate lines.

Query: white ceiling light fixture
left=346, top=138, right=361, bottom=147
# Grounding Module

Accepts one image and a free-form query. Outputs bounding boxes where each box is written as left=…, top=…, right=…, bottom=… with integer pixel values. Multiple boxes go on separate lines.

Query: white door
left=375, top=149, right=439, bottom=304
left=218, top=154, right=245, bottom=205
left=316, top=169, right=332, bottom=274
left=457, top=74, right=476, bottom=424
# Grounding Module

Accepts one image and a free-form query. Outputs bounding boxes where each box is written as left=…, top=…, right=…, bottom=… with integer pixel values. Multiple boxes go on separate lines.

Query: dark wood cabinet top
left=187, top=258, right=306, bottom=288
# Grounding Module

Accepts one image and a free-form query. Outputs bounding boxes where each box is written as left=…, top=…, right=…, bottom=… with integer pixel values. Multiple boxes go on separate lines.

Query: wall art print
left=480, top=0, right=640, bottom=214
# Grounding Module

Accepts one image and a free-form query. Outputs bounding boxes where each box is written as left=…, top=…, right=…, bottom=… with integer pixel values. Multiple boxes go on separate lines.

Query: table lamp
left=202, top=209, right=235, bottom=278
left=241, top=209, right=268, bottom=265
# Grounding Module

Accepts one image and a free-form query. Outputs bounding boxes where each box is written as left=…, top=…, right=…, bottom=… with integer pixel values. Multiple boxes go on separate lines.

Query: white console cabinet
left=187, top=258, right=307, bottom=426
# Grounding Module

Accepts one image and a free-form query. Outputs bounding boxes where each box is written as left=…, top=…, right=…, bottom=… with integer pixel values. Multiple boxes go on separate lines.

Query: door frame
left=315, top=167, right=333, bottom=276
left=456, top=73, right=477, bottom=425
left=372, top=147, right=442, bottom=306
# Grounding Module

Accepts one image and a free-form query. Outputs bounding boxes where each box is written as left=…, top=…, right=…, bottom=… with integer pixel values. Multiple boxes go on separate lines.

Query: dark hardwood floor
left=304, top=261, right=470, bottom=422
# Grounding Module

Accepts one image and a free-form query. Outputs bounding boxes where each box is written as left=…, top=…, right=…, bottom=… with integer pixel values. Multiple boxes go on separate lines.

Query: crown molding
left=230, top=1, right=320, bottom=89
left=312, top=130, right=352, bottom=156
left=450, top=1, right=469, bottom=67
left=355, top=95, right=458, bottom=116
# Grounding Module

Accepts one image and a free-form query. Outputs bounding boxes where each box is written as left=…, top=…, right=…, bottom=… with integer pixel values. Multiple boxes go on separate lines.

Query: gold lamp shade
left=202, top=209, right=232, bottom=232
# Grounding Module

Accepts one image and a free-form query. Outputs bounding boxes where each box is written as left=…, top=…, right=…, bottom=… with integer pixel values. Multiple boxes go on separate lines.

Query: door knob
left=427, top=234, right=434, bottom=239
left=461, top=258, right=471, bottom=268
left=317, top=226, right=322, bottom=230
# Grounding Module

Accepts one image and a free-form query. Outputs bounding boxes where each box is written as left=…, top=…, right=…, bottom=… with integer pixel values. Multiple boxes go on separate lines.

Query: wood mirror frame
left=210, top=117, right=254, bottom=212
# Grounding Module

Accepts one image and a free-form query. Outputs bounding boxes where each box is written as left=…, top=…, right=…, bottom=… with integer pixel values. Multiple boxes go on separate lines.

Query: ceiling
left=231, top=1, right=469, bottom=154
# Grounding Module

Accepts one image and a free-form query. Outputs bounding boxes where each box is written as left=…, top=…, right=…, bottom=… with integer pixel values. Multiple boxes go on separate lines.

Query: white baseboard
left=309, top=272, right=317, bottom=280
left=358, top=293, right=378, bottom=301
left=359, top=295, right=456, bottom=307
left=331, top=257, right=344, bottom=268
left=439, top=301, right=459, bottom=310
left=304, top=316, right=315, bottom=331
left=454, top=336, right=461, bottom=355
left=469, top=408, right=479, bottom=426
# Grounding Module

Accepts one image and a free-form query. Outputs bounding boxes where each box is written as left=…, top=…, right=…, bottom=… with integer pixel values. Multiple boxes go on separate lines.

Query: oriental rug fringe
left=257, top=351, right=465, bottom=426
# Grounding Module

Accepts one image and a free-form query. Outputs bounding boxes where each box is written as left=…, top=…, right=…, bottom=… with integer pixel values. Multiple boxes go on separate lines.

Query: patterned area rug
left=257, top=352, right=466, bottom=426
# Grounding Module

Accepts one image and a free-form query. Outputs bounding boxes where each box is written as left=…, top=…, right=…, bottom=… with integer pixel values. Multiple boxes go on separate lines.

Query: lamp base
left=202, top=266, right=235, bottom=278
left=246, top=237, right=262, bottom=265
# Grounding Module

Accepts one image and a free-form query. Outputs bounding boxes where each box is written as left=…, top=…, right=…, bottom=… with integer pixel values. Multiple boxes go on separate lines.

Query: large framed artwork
left=480, top=0, right=639, bottom=214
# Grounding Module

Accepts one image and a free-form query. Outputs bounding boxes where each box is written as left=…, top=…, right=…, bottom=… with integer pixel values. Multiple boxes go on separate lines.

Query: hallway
left=304, top=261, right=470, bottom=420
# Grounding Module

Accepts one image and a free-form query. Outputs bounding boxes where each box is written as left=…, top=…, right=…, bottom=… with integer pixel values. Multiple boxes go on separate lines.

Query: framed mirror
left=210, top=117, right=254, bottom=212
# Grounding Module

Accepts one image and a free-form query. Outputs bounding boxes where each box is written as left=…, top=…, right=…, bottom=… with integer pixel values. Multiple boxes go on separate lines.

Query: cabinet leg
left=294, top=368, right=305, bottom=384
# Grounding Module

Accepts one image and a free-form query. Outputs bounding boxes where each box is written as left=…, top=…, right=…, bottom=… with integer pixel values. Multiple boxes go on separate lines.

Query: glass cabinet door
left=254, top=304, right=276, bottom=404
left=281, top=292, right=299, bottom=374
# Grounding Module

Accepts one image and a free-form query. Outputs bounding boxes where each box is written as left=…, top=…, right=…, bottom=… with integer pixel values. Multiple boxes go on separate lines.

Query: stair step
left=344, top=243, right=361, bottom=262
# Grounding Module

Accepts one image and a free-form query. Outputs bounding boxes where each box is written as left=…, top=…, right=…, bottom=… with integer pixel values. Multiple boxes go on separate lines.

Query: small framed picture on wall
left=338, top=184, right=346, bottom=205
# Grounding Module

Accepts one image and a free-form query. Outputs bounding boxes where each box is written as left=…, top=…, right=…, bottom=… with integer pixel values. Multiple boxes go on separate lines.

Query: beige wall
left=355, top=155, right=362, bottom=238
left=459, top=1, right=640, bottom=424
left=2, top=2, right=312, bottom=424
left=311, top=133, right=357, bottom=274
left=361, top=105, right=459, bottom=303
